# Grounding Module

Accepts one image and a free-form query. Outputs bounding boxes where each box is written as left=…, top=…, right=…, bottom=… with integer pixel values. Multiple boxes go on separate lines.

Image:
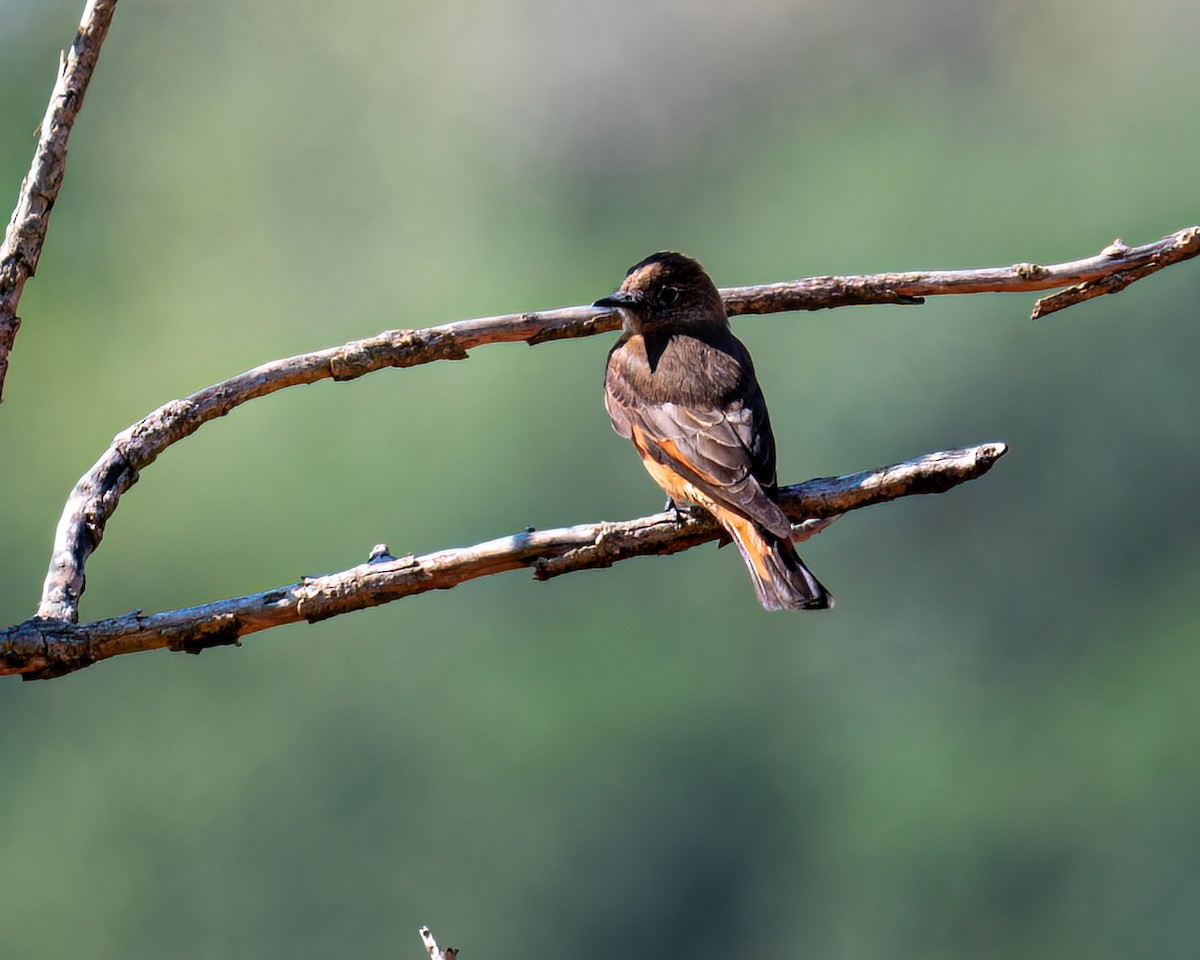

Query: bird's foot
left=790, top=514, right=842, bottom=544
left=664, top=498, right=705, bottom=525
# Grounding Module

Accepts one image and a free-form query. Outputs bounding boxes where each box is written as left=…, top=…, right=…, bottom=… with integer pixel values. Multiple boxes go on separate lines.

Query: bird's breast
left=608, top=331, right=751, bottom=408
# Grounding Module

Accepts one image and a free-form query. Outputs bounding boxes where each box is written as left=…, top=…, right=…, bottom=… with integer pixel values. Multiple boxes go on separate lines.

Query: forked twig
left=32, top=228, right=1199, bottom=625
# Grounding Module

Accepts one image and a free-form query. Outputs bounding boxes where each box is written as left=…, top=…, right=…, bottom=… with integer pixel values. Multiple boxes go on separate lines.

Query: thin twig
left=32, top=228, right=1197, bottom=623
left=2, top=443, right=1006, bottom=680
left=718, top=227, right=1200, bottom=320
left=0, top=0, right=117, bottom=401
left=1027, top=233, right=1199, bottom=317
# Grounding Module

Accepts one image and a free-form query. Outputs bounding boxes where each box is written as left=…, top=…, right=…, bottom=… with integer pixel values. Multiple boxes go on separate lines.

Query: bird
left=596, top=251, right=833, bottom=611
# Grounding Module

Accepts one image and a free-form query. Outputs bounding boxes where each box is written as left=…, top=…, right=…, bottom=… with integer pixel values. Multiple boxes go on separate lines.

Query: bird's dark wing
left=605, top=341, right=791, bottom=539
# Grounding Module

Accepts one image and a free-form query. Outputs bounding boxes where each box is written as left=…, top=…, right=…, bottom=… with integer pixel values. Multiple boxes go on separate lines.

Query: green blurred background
left=2, top=1, right=1198, bottom=957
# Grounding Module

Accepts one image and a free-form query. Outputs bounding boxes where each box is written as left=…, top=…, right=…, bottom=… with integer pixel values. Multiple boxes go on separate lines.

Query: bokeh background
left=1, top=1, right=1198, bottom=957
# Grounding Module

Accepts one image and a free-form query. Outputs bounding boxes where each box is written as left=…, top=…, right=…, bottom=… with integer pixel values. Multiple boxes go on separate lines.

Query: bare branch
left=0, top=0, right=117, bottom=400
left=36, top=328, right=472, bottom=622
left=33, top=228, right=1196, bottom=624
left=3, top=443, right=1006, bottom=680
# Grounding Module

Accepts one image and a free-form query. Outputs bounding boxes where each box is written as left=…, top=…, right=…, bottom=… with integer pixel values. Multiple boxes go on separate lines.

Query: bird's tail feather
left=725, top=515, right=834, bottom=611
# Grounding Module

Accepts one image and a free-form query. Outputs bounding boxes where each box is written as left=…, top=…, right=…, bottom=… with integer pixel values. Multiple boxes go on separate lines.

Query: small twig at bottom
left=420, top=925, right=458, bottom=960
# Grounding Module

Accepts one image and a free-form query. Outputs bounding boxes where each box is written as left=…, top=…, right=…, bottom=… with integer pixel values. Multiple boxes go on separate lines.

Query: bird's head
left=594, top=251, right=726, bottom=335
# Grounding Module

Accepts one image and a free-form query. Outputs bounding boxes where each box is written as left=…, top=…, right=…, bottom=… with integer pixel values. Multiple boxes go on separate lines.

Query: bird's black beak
left=593, top=290, right=640, bottom=310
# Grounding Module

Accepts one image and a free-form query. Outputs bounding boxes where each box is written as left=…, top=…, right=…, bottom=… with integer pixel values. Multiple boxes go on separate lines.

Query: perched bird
left=596, top=251, right=833, bottom=611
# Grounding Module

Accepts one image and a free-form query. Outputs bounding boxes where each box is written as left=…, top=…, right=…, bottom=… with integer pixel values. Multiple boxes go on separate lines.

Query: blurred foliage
left=1, top=0, right=1198, bottom=957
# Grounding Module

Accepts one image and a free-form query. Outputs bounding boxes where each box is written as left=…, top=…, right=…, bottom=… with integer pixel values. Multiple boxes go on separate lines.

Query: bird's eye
left=660, top=286, right=680, bottom=306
